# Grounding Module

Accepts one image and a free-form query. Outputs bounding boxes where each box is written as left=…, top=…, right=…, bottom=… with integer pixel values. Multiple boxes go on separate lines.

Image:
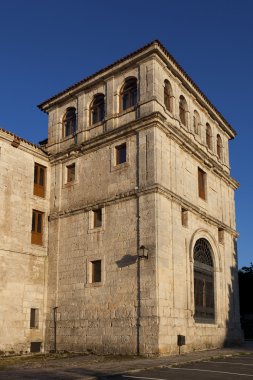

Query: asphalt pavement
left=114, top=354, right=253, bottom=380
left=0, top=342, right=252, bottom=380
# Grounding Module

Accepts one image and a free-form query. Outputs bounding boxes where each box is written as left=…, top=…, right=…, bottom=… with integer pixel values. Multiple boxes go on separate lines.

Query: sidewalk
left=0, top=342, right=252, bottom=380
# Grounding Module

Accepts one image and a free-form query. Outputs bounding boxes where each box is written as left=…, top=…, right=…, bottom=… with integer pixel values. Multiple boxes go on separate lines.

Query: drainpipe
left=53, top=306, right=58, bottom=352
left=136, top=130, right=141, bottom=355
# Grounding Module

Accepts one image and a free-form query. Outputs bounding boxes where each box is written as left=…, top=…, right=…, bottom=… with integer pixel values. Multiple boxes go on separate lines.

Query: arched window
left=194, top=238, right=215, bottom=323
left=164, top=80, right=173, bottom=113
left=193, top=110, right=200, bottom=135
left=179, top=95, right=188, bottom=126
left=90, top=94, right=105, bottom=125
left=217, top=134, right=223, bottom=160
left=121, top=77, right=137, bottom=111
left=206, top=123, right=212, bottom=150
left=63, top=107, right=76, bottom=137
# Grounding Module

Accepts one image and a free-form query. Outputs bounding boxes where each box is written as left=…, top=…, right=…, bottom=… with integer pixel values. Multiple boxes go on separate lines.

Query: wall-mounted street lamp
left=138, top=245, right=148, bottom=259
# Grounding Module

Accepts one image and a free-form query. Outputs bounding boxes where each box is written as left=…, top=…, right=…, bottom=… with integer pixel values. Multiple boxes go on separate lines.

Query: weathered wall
left=154, top=126, right=241, bottom=354
left=0, top=133, right=49, bottom=353
left=45, top=127, right=159, bottom=354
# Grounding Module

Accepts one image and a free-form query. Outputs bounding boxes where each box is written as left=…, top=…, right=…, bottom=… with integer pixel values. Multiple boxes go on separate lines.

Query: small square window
left=30, top=342, right=41, bottom=353
left=115, top=143, right=126, bottom=165
left=91, top=260, right=101, bottom=283
left=93, top=208, right=102, bottom=228
left=67, top=163, right=75, bottom=183
left=30, top=308, right=39, bottom=329
left=181, top=208, right=188, bottom=227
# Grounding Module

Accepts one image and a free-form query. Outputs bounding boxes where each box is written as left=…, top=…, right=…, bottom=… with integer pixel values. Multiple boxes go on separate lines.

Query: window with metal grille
left=115, top=143, right=126, bottom=165
left=121, top=78, right=137, bottom=111
left=194, top=238, right=214, bottom=323
left=198, top=167, right=206, bottom=200
left=31, top=210, right=43, bottom=245
left=63, top=107, right=76, bottom=137
left=67, top=163, right=75, bottom=183
left=164, top=80, right=173, bottom=112
left=91, top=94, right=105, bottom=124
left=91, top=260, right=102, bottom=283
left=30, top=308, right=39, bottom=329
left=34, top=163, right=46, bottom=198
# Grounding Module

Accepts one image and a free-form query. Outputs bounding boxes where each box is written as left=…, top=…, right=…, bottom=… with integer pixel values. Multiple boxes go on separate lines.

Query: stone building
left=0, top=40, right=241, bottom=355
left=0, top=129, right=49, bottom=353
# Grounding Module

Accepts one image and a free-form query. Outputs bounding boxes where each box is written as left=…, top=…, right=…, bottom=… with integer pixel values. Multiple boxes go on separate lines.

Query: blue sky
left=0, top=0, right=252, bottom=267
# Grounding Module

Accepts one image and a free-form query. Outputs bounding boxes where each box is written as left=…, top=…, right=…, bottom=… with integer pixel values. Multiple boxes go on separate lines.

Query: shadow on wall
left=224, top=238, right=243, bottom=346
left=238, top=259, right=253, bottom=340
left=116, top=254, right=137, bottom=268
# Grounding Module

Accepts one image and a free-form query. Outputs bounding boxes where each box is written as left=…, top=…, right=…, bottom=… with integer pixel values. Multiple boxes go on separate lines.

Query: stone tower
left=0, top=40, right=241, bottom=355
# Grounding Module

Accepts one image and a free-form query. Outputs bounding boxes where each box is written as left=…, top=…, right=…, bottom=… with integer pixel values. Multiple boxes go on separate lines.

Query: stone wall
left=0, top=131, right=49, bottom=353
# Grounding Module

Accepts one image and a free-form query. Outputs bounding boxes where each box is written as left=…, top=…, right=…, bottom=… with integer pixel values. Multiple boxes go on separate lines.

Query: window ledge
left=194, top=322, right=217, bottom=327
left=85, top=282, right=104, bottom=288
left=31, top=243, right=45, bottom=249
left=61, top=132, right=79, bottom=143
left=33, top=195, right=46, bottom=200
left=118, top=105, right=138, bottom=117
left=111, top=162, right=129, bottom=172
left=88, top=227, right=105, bottom=234
left=89, top=120, right=105, bottom=130
left=63, top=180, right=78, bottom=188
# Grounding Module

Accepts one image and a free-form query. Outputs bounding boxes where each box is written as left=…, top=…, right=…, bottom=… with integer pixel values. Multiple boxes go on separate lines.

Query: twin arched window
left=121, top=77, right=137, bottom=111
left=193, top=110, right=200, bottom=135
left=63, top=107, right=77, bottom=137
left=91, top=94, right=105, bottom=125
left=179, top=95, right=188, bottom=126
left=194, top=238, right=215, bottom=323
left=164, top=80, right=173, bottom=113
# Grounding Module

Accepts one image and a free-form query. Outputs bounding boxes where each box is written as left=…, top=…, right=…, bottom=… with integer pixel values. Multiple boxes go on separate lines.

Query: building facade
left=0, top=129, right=49, bottom=353
left=0, top=41, right=242, bottom=355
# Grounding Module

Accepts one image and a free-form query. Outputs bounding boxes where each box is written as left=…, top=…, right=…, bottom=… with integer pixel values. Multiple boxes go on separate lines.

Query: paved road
left=0, top=348, right=252, bottom=380
left=112, top=354, right=253, bottom=380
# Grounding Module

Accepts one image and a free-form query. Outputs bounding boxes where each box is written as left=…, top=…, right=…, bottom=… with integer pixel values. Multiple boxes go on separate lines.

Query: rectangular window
left=31, top=210, right=44, bottom=245
left=115, top=143, right=126, bottom=165
left=67, top=163, right=75, bottom=183
left=218, top=228, right=224, bottom=244
left=91, top=260, right=102, bottom=283
left=93, top=208, right=102, bottom=228
left=30, top=308, right=39, bottom=329
left=198, top=167, right=206, bottom=200
left=181, top=208, right=188, bottom=227
left=34, top=163, right=46, bottom=197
